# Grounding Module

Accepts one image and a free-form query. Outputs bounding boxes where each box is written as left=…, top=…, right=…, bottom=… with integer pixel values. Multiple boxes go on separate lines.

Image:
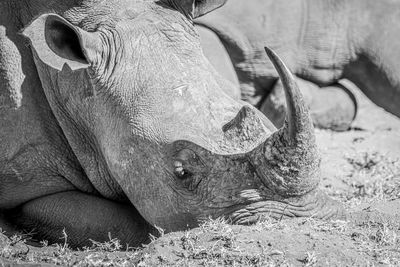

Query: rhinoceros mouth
left=227, top=189, right=345, bottom=225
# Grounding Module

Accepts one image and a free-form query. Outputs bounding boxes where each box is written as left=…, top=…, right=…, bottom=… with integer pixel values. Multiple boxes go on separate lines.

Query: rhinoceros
left=0, top=0, right=342, bottom=248
left=196, top=0, right=400, bottom=131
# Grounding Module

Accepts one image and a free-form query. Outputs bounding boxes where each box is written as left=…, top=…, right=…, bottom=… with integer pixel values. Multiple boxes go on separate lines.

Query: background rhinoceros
left=196, top=0, right=400, bottom=131
left=0, top=0, right=342, bottom=248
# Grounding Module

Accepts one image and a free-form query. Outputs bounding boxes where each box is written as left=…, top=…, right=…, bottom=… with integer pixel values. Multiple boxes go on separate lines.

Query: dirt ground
left=1, top=81, right=400, bottom=266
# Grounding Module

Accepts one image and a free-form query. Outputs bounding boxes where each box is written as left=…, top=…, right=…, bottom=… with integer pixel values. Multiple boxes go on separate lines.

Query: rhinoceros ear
left=180, top=0, right=227, bottom=19
left=22, top=14, right=101, bottom=71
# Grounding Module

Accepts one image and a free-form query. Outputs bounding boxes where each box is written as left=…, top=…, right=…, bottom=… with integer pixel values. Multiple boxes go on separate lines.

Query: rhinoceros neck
left=31, top=61, right=130, bottom=203
left=343, top=0, right=400, bottom=118
left=0, top=2, right=98, bottom=209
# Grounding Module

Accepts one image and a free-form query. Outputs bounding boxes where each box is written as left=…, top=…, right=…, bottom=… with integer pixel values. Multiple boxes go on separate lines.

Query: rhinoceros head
left=22, top=0, right=342, bottom=232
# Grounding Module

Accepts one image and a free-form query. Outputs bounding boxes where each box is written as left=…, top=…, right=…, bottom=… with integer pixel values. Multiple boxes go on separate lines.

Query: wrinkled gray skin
left=0, top=0, right=342, bottom=248
left=196, top=0, right=400, bottom=131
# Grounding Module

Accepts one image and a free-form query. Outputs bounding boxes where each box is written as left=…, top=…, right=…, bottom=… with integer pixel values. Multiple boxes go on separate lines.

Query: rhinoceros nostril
left=222, top=106, right=257, bottom=133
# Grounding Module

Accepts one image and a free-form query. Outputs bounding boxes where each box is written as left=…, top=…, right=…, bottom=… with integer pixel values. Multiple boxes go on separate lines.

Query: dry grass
left=351, top=221, right=400, bottom=266
left=1, top=213, right=400, bottom=266
left=0, top=229, right=142, bottom=267
left=147, top=218, right=288, bottom=266
left=323, top=151, right=400, bottom=208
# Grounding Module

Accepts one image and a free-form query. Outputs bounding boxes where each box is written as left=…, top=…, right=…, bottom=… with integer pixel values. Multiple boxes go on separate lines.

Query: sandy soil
left=1, top=81, right=399, bottom=266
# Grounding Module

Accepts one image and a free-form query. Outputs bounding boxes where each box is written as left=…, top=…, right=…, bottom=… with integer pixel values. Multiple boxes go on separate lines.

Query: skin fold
left=195, top=0, right=399, bottom=131
left=1, top=0, right=343, bottom=248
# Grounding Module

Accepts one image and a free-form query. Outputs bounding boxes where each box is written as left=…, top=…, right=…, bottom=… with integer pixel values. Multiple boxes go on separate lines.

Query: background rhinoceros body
left=0, top=0, right=341, bottom=247
left=196, top=0, right=400, bottom=131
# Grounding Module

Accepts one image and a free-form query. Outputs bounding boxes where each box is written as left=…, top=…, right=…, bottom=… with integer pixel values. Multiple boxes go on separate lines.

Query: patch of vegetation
left=298, top=251, right=318, bottom=267
left=133, top=217, right=292, bottom=266
left=0, top=231, right=30, bottom=260
left=0, top=229, right=143, bottom=266
left=331, top=151, right=400, bottom=207
left=351, top=221, right=400, bottom=266
left=2, top=215, right=400, bottom=266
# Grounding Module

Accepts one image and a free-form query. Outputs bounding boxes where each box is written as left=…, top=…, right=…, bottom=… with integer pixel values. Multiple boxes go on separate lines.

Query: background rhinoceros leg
left=260, top=77, right=358, bottom=132
left=6, top=192, right=155, bottom=248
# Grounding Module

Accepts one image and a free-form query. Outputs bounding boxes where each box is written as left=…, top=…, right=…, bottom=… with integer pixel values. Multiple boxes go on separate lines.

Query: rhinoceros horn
left=252, top=47, right=320, bottom=197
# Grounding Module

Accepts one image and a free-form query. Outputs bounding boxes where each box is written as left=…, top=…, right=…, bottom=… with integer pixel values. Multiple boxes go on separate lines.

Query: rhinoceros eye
left=172, top=148, right=199, bottom=180
left=173, top=160, right=192, bottom=179
left=172, top=148, right=206, bottom=191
